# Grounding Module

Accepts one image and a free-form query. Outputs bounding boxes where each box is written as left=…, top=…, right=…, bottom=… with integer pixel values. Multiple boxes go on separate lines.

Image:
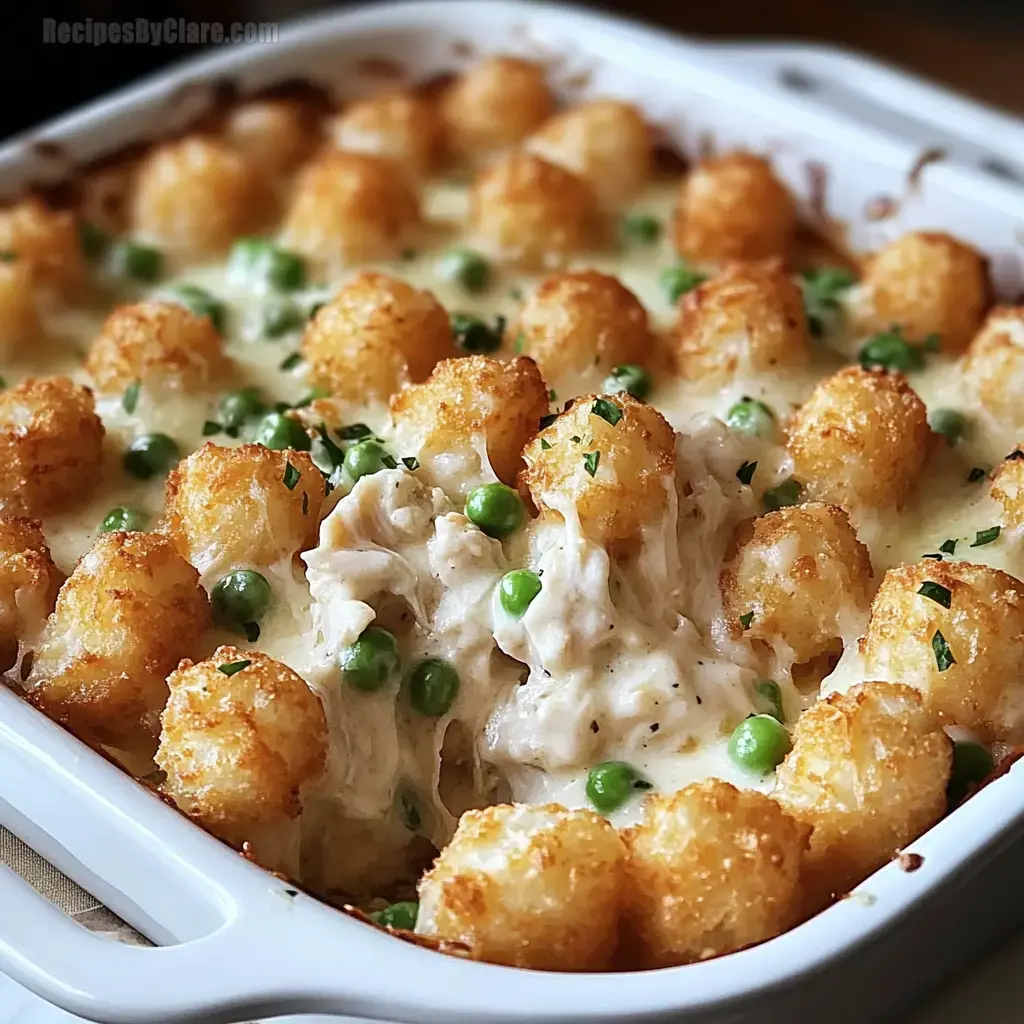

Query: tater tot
left=130, top=136, right=272, bottom=257
left=162, top=443, right=325, bottom=576
left=863, top=560, right=1024, bottom=742
left=858, top=232, right=990, bottom=353
left=621, top=781, right=808, bottom=967
left=0, top=199, right=86, bottom=298
left=416, top=803, right=624, bottom=970
left=775, top=682, right=951, bottom=908
left=468, top=152, right=598, bottom=270
left=328, top=91, right=442, bottom=177
left=0, top=258, right=40, bottom=355
left=85, top=300, right=227, bottom=396
left=224, top=99, right=316, bottom=177
left=517, top=270, right=651, bottom=382
left=0, top=516, right=62, bottom=670
left=156, top=646, right=328, bottom=842
left=672, top=152, right=797, bottom=263
left=27, top=532, right=210, bottom=753
left=441, top=56, right=554, bottom=160
left=961, top=307, right=1024, bottom=425
left=390, top=356, right=548, bottom=485
left=992, top=450, right=1024, bottom=528
left=526, top=99, right=651, bottom=208
left=302, top=271, right=453, bottom=401
left=787, top=367, right=932, bottom=510
left=521, top=393, right=676, bottom=547
left=676, top=260, right=810, bottom=380
left=720, top=503, right=873, bottom=663
left=0, top=377, right=105, bottom=517
left=279, top=151, right=420, bottom=270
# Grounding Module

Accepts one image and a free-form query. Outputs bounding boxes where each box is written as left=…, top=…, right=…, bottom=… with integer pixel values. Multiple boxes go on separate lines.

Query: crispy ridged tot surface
left=157, top=646, right=328, bottom=841
left=329, top=91, right=442, bottom=176
left=672, top=153, right=796, bottom=263
left=520, top=392, right=676, bottom=547
left=992, top=450, right=1024, bottom=528
left=775, top=682, right=951, bottom=910
left=224, top=99, right=316, bottom=177
left=621, top=781, right=809, bottom=968
left=863, top=560, right=1024, bottom=742
left=0, top=377, right=105, bottom=517
left=858, top=231, right=990, bottom=352
left=162, top=443, right=325, bottom=576
left=0, top=258, right=40, bottom=354
left=787, top=367, right=932, bottom=511
left=961, top=307, right=1024, bottom=426
left=0, top=198, right=86, bottom=298
left=390, top=356, right=548, bottom=485
left=86, top=300, right=226, bottom=395
left=0, top=516, right=62, bottom=670
left=416, top=803, right=625, bottom=970
left=130, top=136, right=272, bottom=256
left=720, top=503, right=873, bottom=662
left=302, top=271, right=454, bottom=402
left=676, top=260, right=810, bottom=380
left=27, top=532, right=210, bottom=753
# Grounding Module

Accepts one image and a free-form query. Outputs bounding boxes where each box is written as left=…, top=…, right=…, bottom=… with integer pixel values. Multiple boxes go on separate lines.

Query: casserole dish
left=4, top=1, right=1024, bottom=1020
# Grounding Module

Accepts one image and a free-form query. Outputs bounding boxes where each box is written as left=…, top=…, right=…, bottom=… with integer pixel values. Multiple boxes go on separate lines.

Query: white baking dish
left=4, top=3, right=1024, bottom=1021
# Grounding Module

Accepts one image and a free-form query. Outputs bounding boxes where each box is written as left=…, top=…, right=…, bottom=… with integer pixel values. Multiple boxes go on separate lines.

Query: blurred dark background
left=2, top=0, right=1022, bottom=140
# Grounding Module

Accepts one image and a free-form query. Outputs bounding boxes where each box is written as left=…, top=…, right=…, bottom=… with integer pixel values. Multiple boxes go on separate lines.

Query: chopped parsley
left=381, top=453, right=398, bottom=470
left=583, top=451, right=600, bottom=477
left=539, top=414, right=557, bottom=430
left=122, top=380, right=141, bottom=415
left=283, top=462, right=300, bottom=490
left=548, top=389, right=558, bottom=401
left=932, top=630, right=955, bottom=672
left=736, top=460, right=757, bottom=486
left=762, top=478, right=803, bottom=512
left=859, top=325, right=931, bottom=373
left=279, top=352, right=302, bottom=371
left=451, top=311, right=504, bottom=353
left=917, top=581, right=952, bottom=608
left=570, top=435, right=582, bottom=444
left=337, top=423, right=372, bottom=441
left=799, top=266, right=856, bottom=338
left=1007, top=450, right=1024, bottom=462
left=971, top=526, right=1001, bottom=547
left=660, top=264, right=706, bottom=304
left=967, top=467, right=988, bottom=483
left=218, top=659, right=251, bottom=677
left=202, top=420, right=222, bottom=437
left=0, top=249, right=18, bottom=262
left=540, top=438, right=552, bottom=450
left=739, top=611, right=754, bottom=630
left=243, top=621, right=261, bottom=643
left=940, top=539, right=957, bottom=555
left=514, top=332, right=526, bottom=354
left=402, top=456, right=420, bottom=471
left=591, top=397, right=623, bottom=427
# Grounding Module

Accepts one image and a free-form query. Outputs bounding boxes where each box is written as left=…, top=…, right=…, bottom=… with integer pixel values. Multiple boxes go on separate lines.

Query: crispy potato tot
left=676, top=260, right=810, bottom=380
left=526, top=99, right=651, bottom=208
left=992, top=450, right=1024, bottom=527
left=130, top=136, right=272, bottom=256
left=517, top=270, right=651, bottom=381
left=157, top=646, right=327, bottom=842
left=672, top=153, right=796, bottom=263
left=27, top=532, right=210, bottom=753
left=787, top=367, right=931, bottom=510
left=390, top=355, right=548, bottom=485
left=85, top=300, right=227, bottom=395
left=441, top=56, right=554, bottom=160
left=962, top=307, right=1024, bottom=425
left=521, top=393, right=676, bottom=547
left=302, top=271, right=453, bottom=402
left=720, top=503, right=873, bottom=662
left=0, top=198, right=86, bottom=298
left=416, top=803, right=625, bottom=970
left=0, top=258, right=40, bottom=354
left=621, top=781, right=808, bottom=967
left=863, top=560, right=1024, bottom=742
left=858, top=231, right=989, bottom=352
left=225, top=99, right=316, bottom=177
left=775, top=682, right=951, bottom=909
left=329, top=91, right=442, bottom=176
left=0, top=516, right=62, bottom=670
left=0, top=377, right=105, bottom=517
left=279, top=151, right=419, bottom=270
left=468, top=152, right=597, bottom=270
left=162, top=443, right=325, bottom=576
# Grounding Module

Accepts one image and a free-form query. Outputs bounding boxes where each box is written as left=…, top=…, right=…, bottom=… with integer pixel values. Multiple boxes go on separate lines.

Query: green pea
left=726, top=397, right=776, bottom=437
left=341, top=626, right=400, bottom=693
left=218, top=388, right=266, bottom=431
left=859, top=329, right=925, bottom=373
left=229, top=237, right=306, bottom=291
left=585, top=761, right=651, bottom=814
left=498, top=569, right=542, bottom=618
left=109, top=240, right=163, bottom=283
left=437, top=247, right=491, bottom=293
left=211, top=569, right=272, bottom=629
left=344, top=439, right=395, bottom=482
left=727, top=715, right=791, bottom=775
left=261, top=297, right=305, bottom=339
left=465, top=483, right=523, bottom=539
left=799, top=267, right=856, bottom=338
left=947, top=740, right=994, bottom=807
left=660, top=264, right=705, bottom=304
left=603, top=363, right=651, bottom=400
left=371, top=900, right=418, bottom=930
left=407, top=658, right=460, bottom=716
left=451, top=312, right=503, bottom=354
left=620, top=212, right=661, bottom=245
left=253, top=411, right=311, bottom=451
left=123, top=433, right=179, bottom=479
left=762, top=478, right=803, bottom=512
left=169, top=284, right=227, bottom=334
left=100, top=506, right=149, bottom=533
left=929, top=408, right=968, bottom=447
